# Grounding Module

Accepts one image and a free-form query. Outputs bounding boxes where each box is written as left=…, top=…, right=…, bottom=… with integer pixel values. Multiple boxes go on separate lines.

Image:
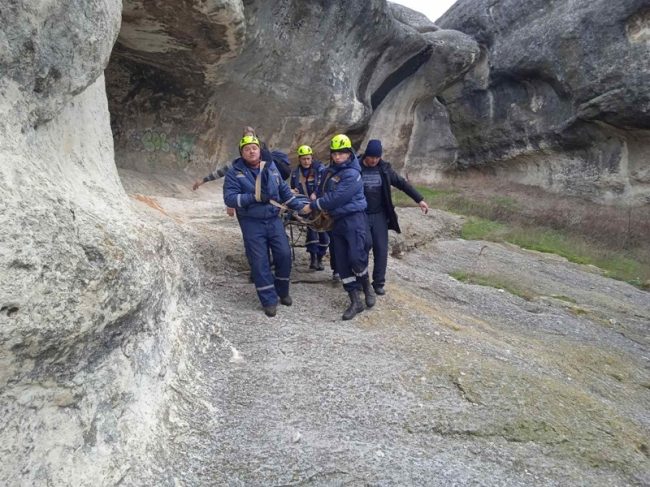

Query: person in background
left=224, top=135, right=308, bottom=317
left=290, top=145, right=329, bottom=270
left=303, top=134, right=375, bottom=320
left=360, top=139, right=429, bottom=296
left=192, top=163, right=232, bottom=190
left=193, top=163, right=237, bottom=217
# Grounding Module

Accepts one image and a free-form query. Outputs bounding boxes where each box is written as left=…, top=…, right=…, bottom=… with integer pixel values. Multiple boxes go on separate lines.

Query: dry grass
left=393, top=179, right=650, bottom=288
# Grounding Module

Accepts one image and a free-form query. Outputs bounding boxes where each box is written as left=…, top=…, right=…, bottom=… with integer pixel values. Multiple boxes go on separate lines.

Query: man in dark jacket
left=360, top=139, right=429, bottom=296
left=303, top=134, right=375, bottom=320
left=224, top=135, right=308, bottom=317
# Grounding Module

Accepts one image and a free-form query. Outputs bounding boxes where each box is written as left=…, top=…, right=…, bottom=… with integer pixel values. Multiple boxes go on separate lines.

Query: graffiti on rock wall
left=132, top=130, right=197, bottom=162
left=141, top=131, right=171, bottom=152
left=175, top=134, right=196, bottom=161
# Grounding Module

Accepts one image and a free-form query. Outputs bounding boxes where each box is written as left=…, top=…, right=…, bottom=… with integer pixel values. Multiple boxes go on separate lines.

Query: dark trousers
left=327, top=230, right=336, bottom=271
left=239, top=217, right=291, bottom=307
left=367, top=211, right=389, bottom=288
left=305, top=228, right=330, bottom=257
left=330, top=212, right=370, bottom=292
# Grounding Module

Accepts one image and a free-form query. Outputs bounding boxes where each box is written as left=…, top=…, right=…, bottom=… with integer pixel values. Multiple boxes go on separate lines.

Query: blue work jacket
left=310, top=154, right=367, bottom=219
left=224, top=158, right=305, bottom=219
left=290, top=160, right=326, bottom=197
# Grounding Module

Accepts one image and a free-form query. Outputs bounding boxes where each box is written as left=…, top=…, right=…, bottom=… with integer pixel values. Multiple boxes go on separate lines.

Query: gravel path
left=122, top=171, right=650, bottom=486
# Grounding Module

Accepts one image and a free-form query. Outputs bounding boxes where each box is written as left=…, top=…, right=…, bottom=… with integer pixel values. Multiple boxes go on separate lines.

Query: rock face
left=106, top=0, right=477, bottom=173
left=106, top=0, right=650, bottom=203
left=436, top=0, right=650, bottom=203
left=0, top=2, right=183, bottom=484
left=2, top=0, right=650, bottom=485
left=360, top=27, right=479, bottom=182
left=0, top=1, right=122, bottom=129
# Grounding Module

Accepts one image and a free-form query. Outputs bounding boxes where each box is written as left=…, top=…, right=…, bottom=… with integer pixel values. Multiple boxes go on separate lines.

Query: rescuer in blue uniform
left=360, top=139, right=429, bottom=295
left=302, top=134, right=375, bottom=320
left=224, top=135, right=308, bottom=317
left=290, top=144, right=329, bottom=270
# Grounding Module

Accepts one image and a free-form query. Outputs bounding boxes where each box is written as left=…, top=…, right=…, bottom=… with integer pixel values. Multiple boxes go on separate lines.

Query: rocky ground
left=119, top=169, right=650, bottom=486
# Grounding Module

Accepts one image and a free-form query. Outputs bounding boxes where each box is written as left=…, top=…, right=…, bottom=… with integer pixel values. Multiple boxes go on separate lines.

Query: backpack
left=270, top=149, right=291, bottom=180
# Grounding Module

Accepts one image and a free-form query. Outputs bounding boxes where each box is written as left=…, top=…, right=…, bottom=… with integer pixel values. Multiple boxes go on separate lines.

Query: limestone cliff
left=1, top=1, right=649, bottom=485
left=0, top=2, right=183, bottom=483
left=106, top=0, right=478, bottom=175
left=105, top=0, right=650, bottom=203
left=436, top=0, right=650, bottom=202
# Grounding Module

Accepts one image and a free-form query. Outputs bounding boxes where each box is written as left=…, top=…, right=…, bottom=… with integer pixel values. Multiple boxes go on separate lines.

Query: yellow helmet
left=239, top=135, right=260, bottom=150
left=297, top=145, right=313, bottom=156
left=330, top=134, right=352, bottom=152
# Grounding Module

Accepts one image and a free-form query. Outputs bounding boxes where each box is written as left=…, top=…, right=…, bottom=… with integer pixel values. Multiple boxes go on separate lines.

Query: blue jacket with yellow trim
left=224, top=157, right=305, bottom=219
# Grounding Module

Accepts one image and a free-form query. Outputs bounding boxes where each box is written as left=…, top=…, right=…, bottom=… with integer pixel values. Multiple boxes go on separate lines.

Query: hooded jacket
left=311, top=154, right=367, bottom=218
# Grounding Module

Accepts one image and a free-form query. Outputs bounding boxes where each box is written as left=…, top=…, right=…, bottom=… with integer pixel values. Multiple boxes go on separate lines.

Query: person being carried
left=290, top=145, right=330, bottom=271
left=303, top=134, right=375, bottom=321
left=360, top=139, right=429, bottom=296
left=224, top=135, right=308, bottom=317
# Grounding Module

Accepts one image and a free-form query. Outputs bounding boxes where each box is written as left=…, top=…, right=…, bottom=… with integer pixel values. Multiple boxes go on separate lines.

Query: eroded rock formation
left=2, top=1, right=650, bottom=485
left=0, top=2, right=185, bottom=484
left=106, top=0, right=478, bottom=174
left=436, top=0, right=650, bottom=202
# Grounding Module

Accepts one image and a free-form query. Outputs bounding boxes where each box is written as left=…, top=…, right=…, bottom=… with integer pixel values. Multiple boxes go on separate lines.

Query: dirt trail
left=120, top=169, right=650, bottom=486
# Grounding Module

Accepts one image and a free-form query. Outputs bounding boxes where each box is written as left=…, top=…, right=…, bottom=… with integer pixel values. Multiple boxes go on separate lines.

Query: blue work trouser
left=327, top=231, right=336, bottom=271
left=239, top=216, right=291, bottom=307
left=305, top=228, right=330, bottom=257
left=330, top=211, right=370, bottom=292
left=367, top=211, right=389, bottom=288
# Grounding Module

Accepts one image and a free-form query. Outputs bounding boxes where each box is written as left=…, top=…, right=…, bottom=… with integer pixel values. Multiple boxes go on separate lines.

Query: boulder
left=436, top=0, right=650, bottom=203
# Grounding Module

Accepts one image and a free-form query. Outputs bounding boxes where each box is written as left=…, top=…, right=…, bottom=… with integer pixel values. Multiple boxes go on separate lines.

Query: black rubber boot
left=315, top=255, right=324, bottom=271
left=263, top=305, right=277, bottom=317
left=360, top=276, right=376, bottom=308
left=309, top=254, right=317, bottom=270
left=342, top=290, right=365, bottom=320
left=280, top=295, right=292, bottom=306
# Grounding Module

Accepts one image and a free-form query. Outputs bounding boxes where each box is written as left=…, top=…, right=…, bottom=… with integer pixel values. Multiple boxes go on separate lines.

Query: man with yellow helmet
left=290, top=144, right=329, bottom=270
left=302, top=134, right=375, bottom=320
left=224, top=134, right=309, bottom=317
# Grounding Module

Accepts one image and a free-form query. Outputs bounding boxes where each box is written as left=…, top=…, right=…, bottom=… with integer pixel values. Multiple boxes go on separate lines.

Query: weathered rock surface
left=0, top=1, right=181, bottom=484
left=2, top=0, right=650, bottom=485
left=106, top=0, right=477, bottom=174
left=105, top=0, right=650, bottom=203
left=361, top=28, right=480, bottom=182
left=0, top=1, right=122, bottom=129
left=436, top=0, right=650, bottom=203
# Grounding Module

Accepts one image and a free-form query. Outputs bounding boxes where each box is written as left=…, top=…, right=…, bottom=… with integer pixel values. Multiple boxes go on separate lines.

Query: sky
left=389, top=0, right=457, bottom=22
